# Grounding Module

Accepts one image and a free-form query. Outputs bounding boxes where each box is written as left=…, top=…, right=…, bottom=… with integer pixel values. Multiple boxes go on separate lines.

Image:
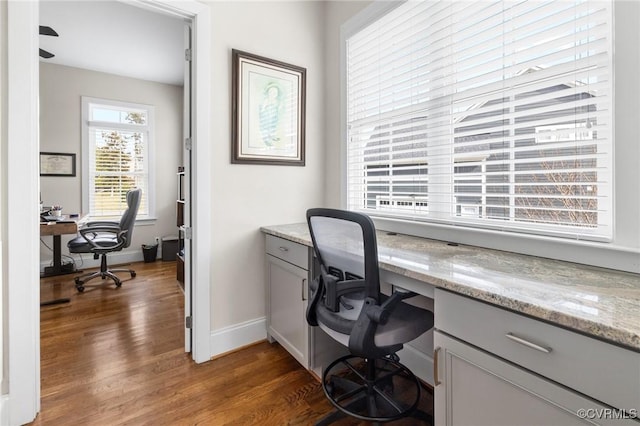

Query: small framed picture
left=40, top=152, right=76, bottom=177
left=232, top=49, right=306, bottom=166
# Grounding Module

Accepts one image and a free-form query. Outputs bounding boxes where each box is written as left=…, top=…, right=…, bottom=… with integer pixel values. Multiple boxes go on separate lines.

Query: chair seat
left=317, top=295, right=434, bottom=349
left=67, top=234, right=121, bottom=252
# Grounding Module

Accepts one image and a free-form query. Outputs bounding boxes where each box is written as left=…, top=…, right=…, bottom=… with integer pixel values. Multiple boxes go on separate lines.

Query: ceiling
left=39, top=0, right=185, bottom=86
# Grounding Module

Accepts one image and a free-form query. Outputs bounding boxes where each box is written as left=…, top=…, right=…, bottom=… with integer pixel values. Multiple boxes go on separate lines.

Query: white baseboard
left=39, top=249, right=144, bottom=274
left=0, top=394, right=10, bottom=426
left=398, top=343, right=434, bottom=387
left=209, top=317, right=267, bottom=358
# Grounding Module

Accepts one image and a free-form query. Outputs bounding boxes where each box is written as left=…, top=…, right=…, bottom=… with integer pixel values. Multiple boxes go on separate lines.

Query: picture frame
left=40, top=152, right=76, bottom=177
left=232, top=49, right=306, bottom=166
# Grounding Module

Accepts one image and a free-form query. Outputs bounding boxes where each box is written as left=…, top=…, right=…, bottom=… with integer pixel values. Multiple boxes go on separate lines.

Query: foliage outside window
left=83, top=98, right=153, bottom=220
left=345, top=0, right=612, bottom=241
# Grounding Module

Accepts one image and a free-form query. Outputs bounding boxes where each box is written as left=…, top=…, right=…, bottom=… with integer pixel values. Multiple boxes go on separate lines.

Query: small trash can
left=141, top=244, right=158, bottom=263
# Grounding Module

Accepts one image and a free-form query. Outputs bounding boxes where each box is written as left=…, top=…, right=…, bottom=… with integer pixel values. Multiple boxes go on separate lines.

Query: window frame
left=340, top=0, right=640, bottom=273
left=81, top=96, right=156, bottom=223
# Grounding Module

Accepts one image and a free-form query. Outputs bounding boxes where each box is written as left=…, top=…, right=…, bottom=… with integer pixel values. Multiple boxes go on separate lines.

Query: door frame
left=4, top=1, right=211, bottom=423
left=128, top=0, right=211, bottom=364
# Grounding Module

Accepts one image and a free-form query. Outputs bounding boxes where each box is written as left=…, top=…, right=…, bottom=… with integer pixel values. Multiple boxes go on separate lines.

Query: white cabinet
left=434, top=332, right=636, bottom=426
left=434, top=289, right=639, bottom=426
left=265, top=235, right=310, bottom=368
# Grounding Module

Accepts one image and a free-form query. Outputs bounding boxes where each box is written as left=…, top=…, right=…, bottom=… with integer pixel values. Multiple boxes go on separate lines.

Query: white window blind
left=346, top=0, right=612, bottom=241
left=84, top=98, right=153, bottom=219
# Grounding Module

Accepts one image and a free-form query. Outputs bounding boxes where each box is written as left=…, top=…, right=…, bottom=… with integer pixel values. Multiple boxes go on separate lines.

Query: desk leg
left=52, top=234, right=62, bottom=270
left=41, top=235, right=77, bottom=277
left=40, top=236, right=72, bottom=306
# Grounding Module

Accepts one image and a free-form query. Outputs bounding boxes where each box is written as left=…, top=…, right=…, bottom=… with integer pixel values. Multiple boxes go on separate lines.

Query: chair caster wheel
left=115, top=281, right=122, bottom=288
left=75, top=277, right=85, bottom=292
left=131, top=272, right=136, bottom=278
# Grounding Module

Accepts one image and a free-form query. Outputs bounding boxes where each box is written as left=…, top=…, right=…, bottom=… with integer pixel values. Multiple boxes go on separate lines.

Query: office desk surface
left=40, top=214, right=88, bottom=236
left=261, top=223, right=640, bottom=352
left=40, top=221, right=78, bottom=236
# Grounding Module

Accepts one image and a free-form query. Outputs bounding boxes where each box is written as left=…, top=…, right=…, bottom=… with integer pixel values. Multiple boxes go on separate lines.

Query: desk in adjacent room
left=40, top=214, right=87, bottom=277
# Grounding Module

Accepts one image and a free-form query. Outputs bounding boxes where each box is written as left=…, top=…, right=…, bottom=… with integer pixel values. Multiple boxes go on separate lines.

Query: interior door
left=183, top=21, right=193, bottom=352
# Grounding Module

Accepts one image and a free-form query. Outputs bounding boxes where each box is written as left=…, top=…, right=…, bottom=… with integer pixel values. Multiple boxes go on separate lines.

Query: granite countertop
left=261, top=223, right=640, bottom=352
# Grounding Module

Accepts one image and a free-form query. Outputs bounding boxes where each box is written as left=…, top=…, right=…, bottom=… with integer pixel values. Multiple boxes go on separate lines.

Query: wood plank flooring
left=33, top=260, right=432, bottom=425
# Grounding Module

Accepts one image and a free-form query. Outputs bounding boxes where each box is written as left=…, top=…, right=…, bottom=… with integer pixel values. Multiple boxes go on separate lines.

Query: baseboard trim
left=210, top=339, right=267, bottom=361
left=0, top=393, right=10, bottom=426
left=39, top=249, right=144, bottom=274
left=209, top=317, right=266, bottom=358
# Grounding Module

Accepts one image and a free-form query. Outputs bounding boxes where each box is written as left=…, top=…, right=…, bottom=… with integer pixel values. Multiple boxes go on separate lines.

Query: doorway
left=4, top=1, right=211, bottom=424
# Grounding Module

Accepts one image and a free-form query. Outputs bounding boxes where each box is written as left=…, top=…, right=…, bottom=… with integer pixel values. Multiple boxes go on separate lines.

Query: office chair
left=306, top=208, right=434, bottom=425
left=68, top=188, right=141, bottom=292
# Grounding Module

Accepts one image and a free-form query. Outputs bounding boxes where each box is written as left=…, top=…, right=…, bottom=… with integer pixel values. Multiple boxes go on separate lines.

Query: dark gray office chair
left=68, top=188, right=141, bottom=292
left=306, top=208, right=434, bottom=425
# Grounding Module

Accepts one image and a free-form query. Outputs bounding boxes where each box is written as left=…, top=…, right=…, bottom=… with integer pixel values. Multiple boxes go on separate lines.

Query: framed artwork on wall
left=231, top=49, right=306, bottom=166
left=40, top=152, right=76, bottom=177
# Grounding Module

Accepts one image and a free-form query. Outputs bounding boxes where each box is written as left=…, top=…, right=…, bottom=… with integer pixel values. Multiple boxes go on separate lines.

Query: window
left=82, top=97, right=154, bottom=220
left=345, top=0, right=612, bottom=241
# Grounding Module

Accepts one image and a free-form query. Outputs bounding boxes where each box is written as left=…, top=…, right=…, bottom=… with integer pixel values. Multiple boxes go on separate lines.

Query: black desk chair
left=68, top=188, right=141, bottom=292
left=306, top=208, right=434, bottom=425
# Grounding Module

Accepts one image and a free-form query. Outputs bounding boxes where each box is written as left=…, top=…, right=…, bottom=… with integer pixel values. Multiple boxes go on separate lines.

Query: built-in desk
left=262, top=223, right=640, bottom=350
left=262, top=223, right=640, bottom=424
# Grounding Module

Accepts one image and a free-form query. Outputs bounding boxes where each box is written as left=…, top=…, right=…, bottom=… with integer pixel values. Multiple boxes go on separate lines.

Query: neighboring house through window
left=81, top=97, right=154, bottom=221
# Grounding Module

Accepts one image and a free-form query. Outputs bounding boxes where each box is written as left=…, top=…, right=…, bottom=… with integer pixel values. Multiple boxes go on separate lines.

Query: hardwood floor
left=34, top=261, right=432, bottom=425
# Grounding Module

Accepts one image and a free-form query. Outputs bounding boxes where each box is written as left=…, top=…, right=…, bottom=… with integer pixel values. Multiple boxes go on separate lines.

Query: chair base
left=74, top=253, right=136, bottom=292
left=316, top=354, right=431, bottom=425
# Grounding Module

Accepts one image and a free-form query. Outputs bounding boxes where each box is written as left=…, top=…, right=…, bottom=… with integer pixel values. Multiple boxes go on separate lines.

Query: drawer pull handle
left=505, top=333, right=551, bottom=353
left=433, top=346, right=441, bottom=386
left=302, top=278, right=307, bottom=301
left=278, top=246, right=289, bottom=252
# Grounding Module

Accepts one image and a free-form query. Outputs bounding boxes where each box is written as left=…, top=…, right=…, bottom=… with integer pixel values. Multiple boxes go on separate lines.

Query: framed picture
left=40, top=152, right=76, bottom=177
left=232, top=49, right=306, bottom=166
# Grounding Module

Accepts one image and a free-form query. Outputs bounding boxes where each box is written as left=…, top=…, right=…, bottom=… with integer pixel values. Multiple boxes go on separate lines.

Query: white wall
left=39, top=63, right=183, bottom=267
left=209, top=1, right=325, bottom=331
left=612, top=0, right=640, bottom=250
left=0, top=0, right=7, bottom=402
left=324, top=1, right=372, bottom=208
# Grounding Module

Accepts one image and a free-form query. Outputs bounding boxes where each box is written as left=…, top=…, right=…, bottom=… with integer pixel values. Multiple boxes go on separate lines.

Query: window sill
left=85, top=216, right=157, bottom=226
left=370, top=215, right=640, bottom=274
left=135, top=217, right=157, bottom=226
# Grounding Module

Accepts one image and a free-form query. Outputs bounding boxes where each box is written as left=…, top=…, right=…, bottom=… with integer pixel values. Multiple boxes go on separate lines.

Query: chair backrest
left=307, top=208, right=380, bottom=303
left=119, top=188, right=141, bottom=248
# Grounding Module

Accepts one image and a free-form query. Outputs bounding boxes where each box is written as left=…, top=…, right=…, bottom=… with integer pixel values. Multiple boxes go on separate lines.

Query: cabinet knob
left=278, top=246, right=289, bottom=252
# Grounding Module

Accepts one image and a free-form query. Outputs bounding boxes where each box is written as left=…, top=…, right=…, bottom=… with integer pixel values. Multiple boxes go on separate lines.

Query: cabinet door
left=267, top=254, right=309, bottom=368
left=434, top=332, right=636, bottom=426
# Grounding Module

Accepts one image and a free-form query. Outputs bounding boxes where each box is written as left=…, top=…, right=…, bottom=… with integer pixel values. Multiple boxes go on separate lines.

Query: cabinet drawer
left=265, top=235, right=309, bottom=270
left=435, top=289, right=640, bottom=412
